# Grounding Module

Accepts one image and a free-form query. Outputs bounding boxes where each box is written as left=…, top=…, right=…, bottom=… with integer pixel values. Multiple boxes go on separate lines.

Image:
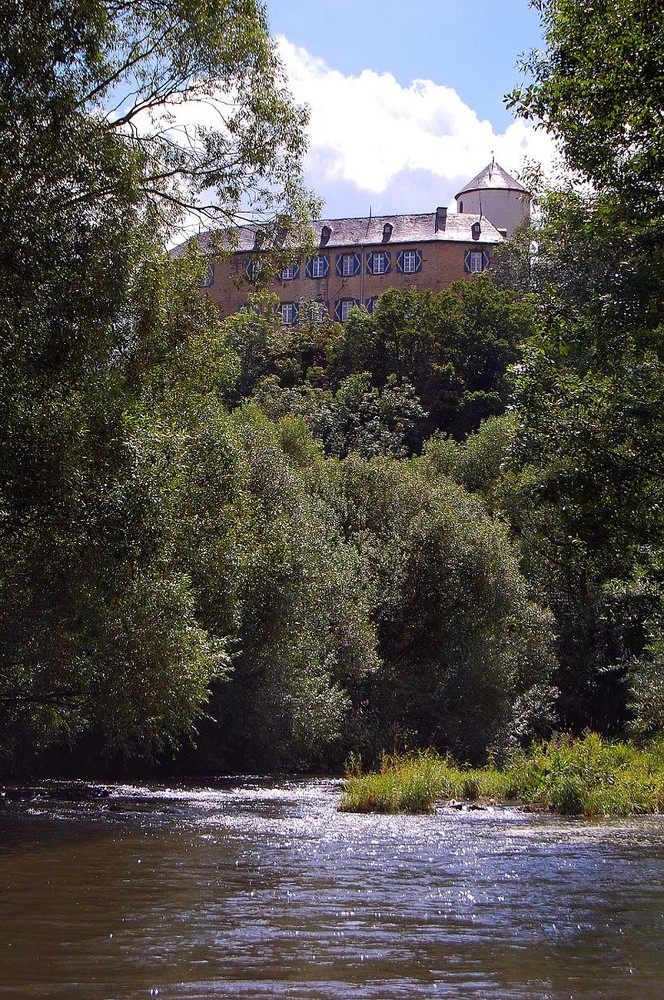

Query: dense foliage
left=507, top=0, right=664, bottom=213
left=497, top=0, right=664, bottom=740
left=0, top=0, right=315, bottom=769
left=1, top=0, right=663, bottom=776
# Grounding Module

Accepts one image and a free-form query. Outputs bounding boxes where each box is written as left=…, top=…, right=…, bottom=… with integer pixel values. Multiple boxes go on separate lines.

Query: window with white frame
left=401, top=250, right=418, bottom=274
left=311, top=255, right=327, bottom=278
left=308, top=301, right=327, bottom=323
left=280, top=264, right=297, bottom=281
left=200, top=263, right=215, bottom=287
left=341, top=253, right=356, bottom=276
left=468, top=250, right=484, bottom=273
left=245, top=257, right=262, bottom=280
left=371, top=252, right=386, bottom=274
left=281, top=302, right=296, bottom=325
left=340, top=299, right=355, bottom=321
left=397, top=249, right=422, bottom=274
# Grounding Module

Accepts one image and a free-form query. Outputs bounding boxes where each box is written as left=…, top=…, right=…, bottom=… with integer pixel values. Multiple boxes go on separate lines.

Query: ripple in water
left=0, top=777, right=663, bottom=998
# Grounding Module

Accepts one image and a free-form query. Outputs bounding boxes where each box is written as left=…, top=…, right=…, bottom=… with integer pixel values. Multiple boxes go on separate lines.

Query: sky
left=263, top=0, right=558, bottom=219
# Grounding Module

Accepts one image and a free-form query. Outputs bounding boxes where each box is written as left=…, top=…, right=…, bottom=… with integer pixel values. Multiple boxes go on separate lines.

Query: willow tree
left=0, top=1, right=316, bottom=766
left=502, top=0, right=664, bottom=736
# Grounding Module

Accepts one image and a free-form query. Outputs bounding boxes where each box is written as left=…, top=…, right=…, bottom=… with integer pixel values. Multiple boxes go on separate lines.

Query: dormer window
left=471, top=221, right=481, bottom=240
left=321, top=225, right=332, bottom=245
left=382, top=222, right=393, bottom=241
left=253, top=229, right=265, bottom=250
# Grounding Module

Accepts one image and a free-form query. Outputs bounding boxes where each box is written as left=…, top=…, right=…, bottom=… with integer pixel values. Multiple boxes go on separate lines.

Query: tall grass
left=339, top=749, right=512, bottom=814
left=507, top=732, right=664, bottom=817
left=339, top=734, right=664, bottom=817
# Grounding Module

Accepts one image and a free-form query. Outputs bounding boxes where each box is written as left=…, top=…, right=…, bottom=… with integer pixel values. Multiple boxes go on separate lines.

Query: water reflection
left=0, top=779, right=663, bottom=998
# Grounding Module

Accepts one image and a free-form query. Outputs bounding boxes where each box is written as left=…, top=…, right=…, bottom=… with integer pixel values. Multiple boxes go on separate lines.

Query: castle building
left=191, top=162, right=528, bottom=323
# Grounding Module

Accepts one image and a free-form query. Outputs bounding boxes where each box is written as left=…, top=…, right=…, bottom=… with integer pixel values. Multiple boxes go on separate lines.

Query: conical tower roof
left=455, top=161, right=528, bottom=199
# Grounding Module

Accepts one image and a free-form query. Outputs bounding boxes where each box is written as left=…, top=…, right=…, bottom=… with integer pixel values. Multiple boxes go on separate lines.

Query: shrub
left=339, top=735, right=664, bottom=816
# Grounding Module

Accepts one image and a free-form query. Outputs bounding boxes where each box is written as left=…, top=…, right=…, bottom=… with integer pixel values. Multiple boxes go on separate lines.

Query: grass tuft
left=339, top=734, right=664, bottom=816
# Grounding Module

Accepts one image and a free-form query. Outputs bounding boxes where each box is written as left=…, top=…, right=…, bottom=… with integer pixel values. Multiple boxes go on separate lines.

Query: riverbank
left=339, top=733, right=664, bottom=817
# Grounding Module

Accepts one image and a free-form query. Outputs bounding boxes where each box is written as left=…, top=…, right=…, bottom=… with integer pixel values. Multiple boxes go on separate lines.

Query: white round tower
left=455, top=160, right=530, bottom=237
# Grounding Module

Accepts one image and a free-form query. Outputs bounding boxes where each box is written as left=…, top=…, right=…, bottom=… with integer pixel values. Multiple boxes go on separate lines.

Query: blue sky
left=264, top=0, right=556, bottom=218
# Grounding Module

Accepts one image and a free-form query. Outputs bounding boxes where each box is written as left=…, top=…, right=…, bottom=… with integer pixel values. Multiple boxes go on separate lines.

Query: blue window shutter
left=396, top=251, right=404, bottom=274
left=293, top=301, right=299, bottom=323
left=365, top=253, right=372, bottom=275
left=415, top=249, right=423, bottom=273
left=244, top=257, right=253, bottom=278
left=353, top=252, right=361, bottom=275
left=463, top=249, right=471, bottom=273
left=335, top=254, right=343, bottom=276
left=305, top=258, right=313, bottom=278
left=384, top=252, right=391, bottom=274
left=322, top=254, right=329, bottom=277
left=334, top=299, right=342, bottom=321
left=482, top=250, right=490, bottom=269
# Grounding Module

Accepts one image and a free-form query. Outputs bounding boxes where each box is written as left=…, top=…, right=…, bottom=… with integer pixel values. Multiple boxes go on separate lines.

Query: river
left=0, top=777, right=662, bottom=999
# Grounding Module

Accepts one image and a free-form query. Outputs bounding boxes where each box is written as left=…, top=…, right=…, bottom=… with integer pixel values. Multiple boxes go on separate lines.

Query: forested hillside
left=1, top=0, right=662, bottom=776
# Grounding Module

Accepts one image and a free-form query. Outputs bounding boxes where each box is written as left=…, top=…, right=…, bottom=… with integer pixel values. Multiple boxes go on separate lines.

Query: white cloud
left=277, top=38, right=558, bottom=215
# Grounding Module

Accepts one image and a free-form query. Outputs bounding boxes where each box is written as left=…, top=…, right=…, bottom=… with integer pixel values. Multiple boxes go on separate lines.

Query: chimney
left=435, top=206, right=447, bottom=232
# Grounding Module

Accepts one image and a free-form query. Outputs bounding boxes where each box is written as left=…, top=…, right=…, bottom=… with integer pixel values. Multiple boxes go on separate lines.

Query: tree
left=1, top=0, right=315, bottom=234
left=0, top=253, right=235, bottom=765
left=498, top=0, right=664, bottom=737
left=504, top=348, right=664, bottom=732
left=321, top=456, right=556, bottom=763
left=223, top=294, right=336, bottom=402
left=199, top=406, right=380, bottom=771
left=328, top=281, right=532, bottom=441
left=507, top=0, right=664, bottom=212
left=0, top=1, right=315, bottom=767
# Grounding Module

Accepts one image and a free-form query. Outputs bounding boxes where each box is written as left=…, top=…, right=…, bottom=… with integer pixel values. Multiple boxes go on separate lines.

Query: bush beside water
left=339, top=734, right=664, bottom=816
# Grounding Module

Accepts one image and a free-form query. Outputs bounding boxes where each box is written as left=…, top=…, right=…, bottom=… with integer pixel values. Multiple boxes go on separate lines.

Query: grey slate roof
left=187, top=209, right=503, bottom=256
left=455, top=161, right=528, bottom=198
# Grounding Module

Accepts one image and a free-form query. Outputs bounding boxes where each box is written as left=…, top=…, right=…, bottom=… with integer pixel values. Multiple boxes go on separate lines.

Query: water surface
left=1, top=778, right=662, bottom=998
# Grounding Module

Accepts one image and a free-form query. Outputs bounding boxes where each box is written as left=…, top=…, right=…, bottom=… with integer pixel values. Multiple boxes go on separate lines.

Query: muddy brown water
left=0, top=778, right=663, bottom=998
